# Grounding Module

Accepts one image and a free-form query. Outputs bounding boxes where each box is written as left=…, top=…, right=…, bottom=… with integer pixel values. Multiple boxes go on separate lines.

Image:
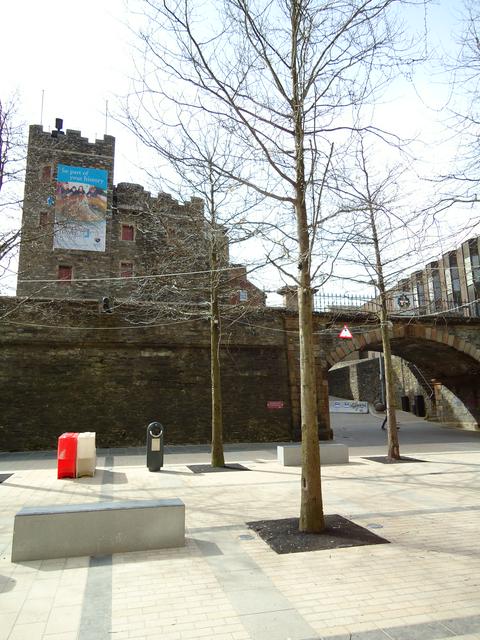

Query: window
left=39, top=212, right=48, bottom=227
left=41, top=165, right=52, bottom=182
left=58, top=265, right=72, bottom=282
left=467, top=240, right=480, bottom=316
left=239, top=289, right=248, bottom=302
left=430, top=262, right=442, bottom=311
left=120, top=261, right=134, bottom=278
left=448, top=252, right=462, bottom=307
left=469, top=239, right=480, bottom=286
left=121, top=224, right=135, bottom=241
left=416, top=280, right=425, bottom=308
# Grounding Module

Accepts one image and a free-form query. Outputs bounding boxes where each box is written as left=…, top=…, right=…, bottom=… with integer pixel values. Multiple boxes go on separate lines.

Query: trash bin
left=146, top=422, right=164, bottom=472
left=414, top=394, right=426, bottom=417
left=76, top=432, right=96, bottom=478
left=57, top=432, right=78, bottom=479
left=401, top=396, right=410, bottom=412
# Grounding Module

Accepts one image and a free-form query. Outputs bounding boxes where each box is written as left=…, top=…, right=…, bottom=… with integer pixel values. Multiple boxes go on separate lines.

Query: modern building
left=385, top=238, right=480, bottom=317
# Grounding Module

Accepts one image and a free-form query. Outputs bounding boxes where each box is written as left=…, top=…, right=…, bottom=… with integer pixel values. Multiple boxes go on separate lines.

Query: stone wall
left=433, top=382, right=479, bottom=430
left=328, top=355, right=436, bottom=416
left=0, top=299, right=294, bottom=451
left=17, top=126, right=116, bottom=300
left=2, top=297, right=480, bottom=451
left=328, top=358, right=380, bottom=404
left=16, top=125, right=265, bottom=307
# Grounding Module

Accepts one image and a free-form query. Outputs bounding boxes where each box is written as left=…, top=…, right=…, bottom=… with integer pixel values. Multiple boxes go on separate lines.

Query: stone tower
left=16, top=121, right=265, bottom=307
left=17, top=122, right=116, bottom=300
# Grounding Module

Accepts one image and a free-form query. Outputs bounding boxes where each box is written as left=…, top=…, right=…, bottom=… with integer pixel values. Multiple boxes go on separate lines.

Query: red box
left=57, top=432, right=78, bottom=479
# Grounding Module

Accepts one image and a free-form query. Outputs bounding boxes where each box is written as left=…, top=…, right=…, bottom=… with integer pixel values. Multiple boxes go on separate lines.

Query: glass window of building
left=448, top=252, right=462, bottom=307
left=58, top=265, right=72, bottom=282
left=468, top=240, right=480, bottom=316
left=121, top=224, right=135, bottom=241
left=469, top=240, right=480, bottom=285
left=430, top=262, right=443, bottom=311
left=416, top=279, right=426, bottom=309
left=120, top=261, right=134, bottom=278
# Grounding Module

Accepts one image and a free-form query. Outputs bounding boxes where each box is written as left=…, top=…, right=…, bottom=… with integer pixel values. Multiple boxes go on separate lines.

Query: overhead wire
left=16, top=264, right=259, bottom=284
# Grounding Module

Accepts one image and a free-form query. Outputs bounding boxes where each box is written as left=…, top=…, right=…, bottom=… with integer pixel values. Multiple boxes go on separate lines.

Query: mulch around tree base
left=247, top=515, right=389, bottom=554
left=0, top=474, right=13, bottom=484
left=187, top=463, right=250, bottom=474
left=363, top=456, right=427, bottom=464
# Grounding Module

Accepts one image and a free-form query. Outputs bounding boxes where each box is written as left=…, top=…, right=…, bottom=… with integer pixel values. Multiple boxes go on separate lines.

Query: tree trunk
left=379, top=306, right=400, bottom=460
left=210, top=253, right=225, bottom=468
left=291, top=1, right=325, bottom=531
left=370, top=204, right=400, bottom=460
left=298, top=273, right=325, bottom=532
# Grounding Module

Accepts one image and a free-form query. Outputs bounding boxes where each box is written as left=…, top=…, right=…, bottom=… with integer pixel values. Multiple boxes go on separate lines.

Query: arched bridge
left=284, top=313, right=480, bottom=438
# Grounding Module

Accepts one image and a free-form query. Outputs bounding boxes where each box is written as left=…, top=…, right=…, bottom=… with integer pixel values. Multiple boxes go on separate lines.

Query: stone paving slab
left=0, top=449, right=479, bottom=639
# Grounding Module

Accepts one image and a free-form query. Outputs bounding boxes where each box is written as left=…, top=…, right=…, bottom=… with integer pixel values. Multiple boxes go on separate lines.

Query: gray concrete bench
left=12, top=498, right=185, bottom=562
left=277, top=442, right=349, bottom=467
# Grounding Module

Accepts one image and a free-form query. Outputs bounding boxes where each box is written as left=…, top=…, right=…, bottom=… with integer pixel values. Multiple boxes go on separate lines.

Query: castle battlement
left=27, top=124, right=115, bottom=157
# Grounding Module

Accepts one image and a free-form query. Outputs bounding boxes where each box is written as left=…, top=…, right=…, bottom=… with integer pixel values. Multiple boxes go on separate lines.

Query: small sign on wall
left=338, top=324, right=353, bottom=339
left=267, top=400, right=285, bottom=410
left=329, top=400, right=369, bottom=414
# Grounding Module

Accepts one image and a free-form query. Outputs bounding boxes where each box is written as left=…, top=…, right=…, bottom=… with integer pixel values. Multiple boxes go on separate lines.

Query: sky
left=0, top=0, right=474, bottom=300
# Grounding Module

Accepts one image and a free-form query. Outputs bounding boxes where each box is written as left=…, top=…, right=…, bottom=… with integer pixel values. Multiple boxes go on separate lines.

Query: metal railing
left=313, top=292, right=480, bottom=318
left=313, top=292, right=372, bottom=313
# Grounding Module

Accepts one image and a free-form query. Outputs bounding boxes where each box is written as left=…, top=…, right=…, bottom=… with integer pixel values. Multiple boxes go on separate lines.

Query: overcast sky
left=0, top=0, right=472, bottom=297
left=0, top=1, right=464, bottom=177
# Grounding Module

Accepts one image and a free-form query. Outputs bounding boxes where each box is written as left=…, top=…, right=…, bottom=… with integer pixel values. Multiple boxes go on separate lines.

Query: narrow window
left=121, top=224, right=135, bottom=241
left=416, top=280, right=425, bottom=308
left=39, top=212, right=48, bottom=227
left=239, top=289, right=248, bottom=302
left=430, top=262, right=442, bottom=311
left=41, top=165, right=52, bottom=182
left=120, top=261, right=134, bottom=278
left=448, top=252, right=462, bottom=307
left=58, top=265, right=72, bottom=282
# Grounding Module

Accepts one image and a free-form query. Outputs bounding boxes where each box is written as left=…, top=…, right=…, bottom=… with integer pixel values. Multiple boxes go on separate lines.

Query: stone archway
left=325, top=325, right=480, bottom=368
left=324, top=324, right=480, bottom=430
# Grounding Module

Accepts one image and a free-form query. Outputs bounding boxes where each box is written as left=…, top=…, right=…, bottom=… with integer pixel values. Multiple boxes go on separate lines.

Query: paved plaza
left=1, top=411, right=480, bottom=640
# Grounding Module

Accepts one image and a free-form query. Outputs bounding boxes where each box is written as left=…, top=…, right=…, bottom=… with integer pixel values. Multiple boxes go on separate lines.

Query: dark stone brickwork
left=4, top=290, right=480, bottom=450
left=328, top=356, right=436, bottom=416
left=16, top=125, right=265, bottom=307
left=325, top=316, right=480, bottom=429
left=17, top=126, right=116, bottom=300
left=0, top=299, right=293, bottom=451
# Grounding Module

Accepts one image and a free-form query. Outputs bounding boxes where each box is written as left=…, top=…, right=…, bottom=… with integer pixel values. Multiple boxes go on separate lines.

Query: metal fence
left=313, top=291, right=480, bottom=317
left=313, top=292, right=373, bottom=313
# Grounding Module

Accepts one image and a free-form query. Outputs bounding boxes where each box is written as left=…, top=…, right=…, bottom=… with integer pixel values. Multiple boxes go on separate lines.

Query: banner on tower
left=53, top=164, right=108, bottom=251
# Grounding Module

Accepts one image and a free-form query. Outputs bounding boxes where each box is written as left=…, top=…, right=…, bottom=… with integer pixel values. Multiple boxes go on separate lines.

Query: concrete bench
left=11, top=498, right=185, bottom=562
left=277, top=442, right=349, bottom=467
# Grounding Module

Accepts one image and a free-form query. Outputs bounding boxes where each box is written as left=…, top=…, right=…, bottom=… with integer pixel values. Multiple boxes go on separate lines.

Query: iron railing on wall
left=313, top=292, right=373, bottom=313
left=313, top=292, right=480, bottom=318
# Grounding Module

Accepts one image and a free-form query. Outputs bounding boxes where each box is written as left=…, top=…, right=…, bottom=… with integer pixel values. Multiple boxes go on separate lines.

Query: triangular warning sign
left=338, top=324, right=353, bottom=339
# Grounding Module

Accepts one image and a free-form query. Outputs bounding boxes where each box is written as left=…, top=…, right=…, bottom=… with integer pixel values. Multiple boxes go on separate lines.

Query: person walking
left=381, top=415, right=399, bottom=430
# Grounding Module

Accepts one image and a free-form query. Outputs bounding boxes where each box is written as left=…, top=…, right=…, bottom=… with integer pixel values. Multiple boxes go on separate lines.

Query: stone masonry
left=1, top=298, right=480, bottom=450
left=16, top=124, right=265, bottom=306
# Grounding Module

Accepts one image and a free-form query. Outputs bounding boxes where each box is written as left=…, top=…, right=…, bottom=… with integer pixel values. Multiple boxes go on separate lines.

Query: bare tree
left=117, top=108, right=268, bottom=466
left=130, top=0, right=426, bottom=531
left=429, top=0, right=480, bottom=225
left=329, top=135, right=434, bottom=459
left=0, top=95, right=25, bottom=283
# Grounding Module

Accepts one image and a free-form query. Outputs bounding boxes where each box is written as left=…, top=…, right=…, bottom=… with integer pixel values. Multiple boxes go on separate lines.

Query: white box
left=277, top=442, right=349, bottom=466
left=76, top=432, right=96, bottom=477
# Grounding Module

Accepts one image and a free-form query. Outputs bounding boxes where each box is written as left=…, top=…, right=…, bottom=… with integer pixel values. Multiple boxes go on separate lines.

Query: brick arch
left=325, top=324, right=480, bottom=369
